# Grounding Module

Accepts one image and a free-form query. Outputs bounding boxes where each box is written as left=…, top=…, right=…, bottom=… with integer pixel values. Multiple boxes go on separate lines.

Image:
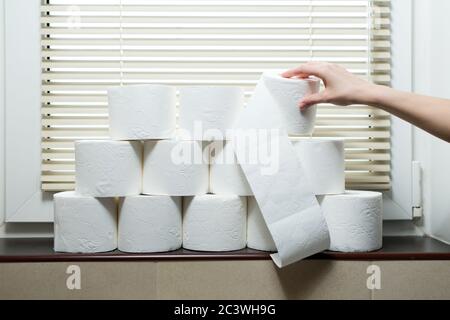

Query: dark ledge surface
left=1, top=236, right=450, bottom=263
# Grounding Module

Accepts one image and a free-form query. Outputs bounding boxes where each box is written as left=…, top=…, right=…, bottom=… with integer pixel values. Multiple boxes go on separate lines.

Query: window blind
left=41, top=0, right=391, bottom=191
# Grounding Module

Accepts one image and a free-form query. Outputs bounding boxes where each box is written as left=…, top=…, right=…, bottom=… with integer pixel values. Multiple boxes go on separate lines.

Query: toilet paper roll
left=75, top=140, right=142, bottom=197
left=54, top=192, right=117, bottom=253
left=118, top=195, right=182, bottom=253
left=209, top=141, right=253, bottom=196
left=108, top=84, right=176, bottom=140
left=183, top=195, right=247, bottom=251
left=232, top=73, right=330, bottom=267
left=247, top=197, right=277, bottom=252
left=319, top=191, right=383, bottom=252
left=263, top=72, right=320, bottom=136
left=143, top=140, right=209, bottom=196
left=290, top=138, right=345, bottom=195
left=179, top=86, right=244, bottom=140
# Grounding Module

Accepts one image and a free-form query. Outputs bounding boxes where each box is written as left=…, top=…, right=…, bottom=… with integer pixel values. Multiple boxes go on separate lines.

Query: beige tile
left=0, top=262, right=157, bottom=300
left=372, top=261, right=450, bottom=300
left=157, top=260, right=371, bottom=300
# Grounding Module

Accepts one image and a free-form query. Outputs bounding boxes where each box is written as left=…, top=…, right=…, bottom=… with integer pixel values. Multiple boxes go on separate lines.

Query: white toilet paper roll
left=232, top=73, right=330, bottom=267
left=290, top=138, right=345, bottom=195
left=319, top=191, right=383, bottom=252
left=209, top=141, right=253, bottom=196
left=118, top=195, right=182, bottom=253
left=247, top=197, right=277, bottom=252
left=108, top=84, right=176, bottom=140
left=183, top=195, right=247, bottom=252
left=143, top=140, right=209, bottom=196
left=263, top=72, right=320, bottom=136
left=75, top=140, right=142, bottom=197
left=54, top=192, right=117, bottom=253
left=179, top=86, right=244, bottom=140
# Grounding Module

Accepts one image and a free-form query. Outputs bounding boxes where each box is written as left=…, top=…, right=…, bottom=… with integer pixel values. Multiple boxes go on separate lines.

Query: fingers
left=299, top=92, right=326, bottom=110
left=282, top=62, right=329, bottom=79
left=281, top=67, right=311, bottom=79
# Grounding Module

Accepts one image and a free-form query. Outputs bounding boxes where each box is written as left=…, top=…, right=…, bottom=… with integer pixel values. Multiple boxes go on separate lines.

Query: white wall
left=1, top=0, right=5, bottom=228
left=413, top=0, right=450, bottom=244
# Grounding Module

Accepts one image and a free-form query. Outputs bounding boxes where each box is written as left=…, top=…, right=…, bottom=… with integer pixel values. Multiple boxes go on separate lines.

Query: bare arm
left=282, top=62, right=450, bottom=143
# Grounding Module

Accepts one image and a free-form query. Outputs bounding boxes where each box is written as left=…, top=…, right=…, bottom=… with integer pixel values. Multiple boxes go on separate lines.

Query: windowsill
left=1, top=236, right=450, bottom=263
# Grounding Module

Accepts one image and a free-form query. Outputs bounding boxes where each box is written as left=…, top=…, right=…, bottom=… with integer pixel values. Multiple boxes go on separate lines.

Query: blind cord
left=308, top=0, right=313, bottom=62
left=367, top=0, right=373, bottom=83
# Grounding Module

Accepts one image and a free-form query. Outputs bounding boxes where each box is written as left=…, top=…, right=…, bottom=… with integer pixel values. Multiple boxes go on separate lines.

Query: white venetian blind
left=41, top=0, right=391, bottom=191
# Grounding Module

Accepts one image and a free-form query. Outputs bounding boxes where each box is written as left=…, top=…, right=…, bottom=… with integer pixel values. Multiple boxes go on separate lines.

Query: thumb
left=299, top=92, right=326, bottom=110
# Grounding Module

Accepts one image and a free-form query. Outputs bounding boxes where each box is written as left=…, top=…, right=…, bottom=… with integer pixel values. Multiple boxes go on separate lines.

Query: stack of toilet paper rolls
left=53, top=76, right=383, bottom=257
left=54, top=85, right=248, bottom=253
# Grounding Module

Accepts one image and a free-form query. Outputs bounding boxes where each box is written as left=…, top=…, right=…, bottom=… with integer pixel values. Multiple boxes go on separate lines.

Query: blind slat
left=40, top=173, right=391, bottom=184
left=41, top=0, right=391, bottom=191
left=41, top=2, right=390, bottom=11
left=41, top=128, right=391, bottom=139
left=42, top=49, right=390, bottom=58
left=41, top=74, right=391, bottom=83
left=39, top=182, right=392, bottom=192
left=41, top=117, right=390, bottom=127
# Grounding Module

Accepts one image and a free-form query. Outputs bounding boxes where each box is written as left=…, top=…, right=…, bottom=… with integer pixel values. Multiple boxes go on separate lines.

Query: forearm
left=365, top=85, right=450, bottom=142
left=283, top=63, right=450, bottom=142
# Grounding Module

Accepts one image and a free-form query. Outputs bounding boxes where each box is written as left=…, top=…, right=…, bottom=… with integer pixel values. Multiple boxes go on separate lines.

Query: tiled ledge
left=1, top=236, right=450, bottom=263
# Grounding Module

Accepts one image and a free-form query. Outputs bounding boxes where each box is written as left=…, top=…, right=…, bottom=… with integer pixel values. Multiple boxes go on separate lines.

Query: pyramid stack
left=54, top=77, right=383, bottom=255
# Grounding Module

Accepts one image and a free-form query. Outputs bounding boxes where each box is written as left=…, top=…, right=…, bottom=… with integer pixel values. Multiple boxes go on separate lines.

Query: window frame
left=2, top=0, right=413, bottom=222
left=383, top=0, right=414, bottom=220
left=0, top=0, right=5, bottom=226
left=3, top=0, right=53, bottom=223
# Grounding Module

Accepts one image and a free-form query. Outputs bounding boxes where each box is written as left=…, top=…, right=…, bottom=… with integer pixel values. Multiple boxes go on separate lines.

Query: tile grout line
left=370, top=260, right=375, bottom=300
left=155, top=262, right=160, bottom=300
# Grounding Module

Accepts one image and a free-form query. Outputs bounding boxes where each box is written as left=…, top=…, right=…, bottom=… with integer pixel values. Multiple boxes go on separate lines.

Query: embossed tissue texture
left=209, top=141, right=253, bottom=196
left=179, top=86, right=244, bottom=140
left=143, top=140, right=209, bottom=196
left=108, top=85, right=176, bottom=140
left=319, top=191, right=383, bottom=252
left=290, top=138, right=345, bottom=195
left=118, top=195, right=182, bottom=253
left=54, top=192, right=117, bottom=253
left=233, top=74, right=330, bottom=268
left=247, top=197, right=277, bottom=252
left=75, top=140, right=142, bottom=197
left=183, top=195, right=247, bottom=252
left=263, top=73, right=320, bottom=136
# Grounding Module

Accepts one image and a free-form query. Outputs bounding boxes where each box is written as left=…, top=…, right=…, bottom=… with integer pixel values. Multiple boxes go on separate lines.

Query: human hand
left=282, top=62, right=377, bottom=110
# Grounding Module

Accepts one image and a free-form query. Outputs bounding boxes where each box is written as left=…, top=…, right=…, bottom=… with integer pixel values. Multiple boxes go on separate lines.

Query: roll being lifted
left=263, top=72, right=320, bottom=136
left=232, top=73, right=330, bottom=267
